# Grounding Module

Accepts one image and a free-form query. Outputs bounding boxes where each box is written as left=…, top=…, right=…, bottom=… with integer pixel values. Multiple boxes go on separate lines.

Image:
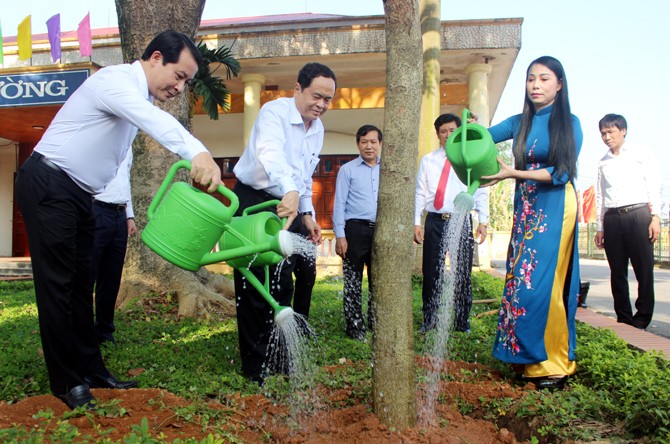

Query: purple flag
left=77, top=13, right=92, bottom=57
left=46, top=14, right=61, bottom=63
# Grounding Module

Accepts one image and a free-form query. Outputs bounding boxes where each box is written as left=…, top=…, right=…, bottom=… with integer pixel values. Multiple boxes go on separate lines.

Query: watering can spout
left=275, top=230, right=295, bottom=257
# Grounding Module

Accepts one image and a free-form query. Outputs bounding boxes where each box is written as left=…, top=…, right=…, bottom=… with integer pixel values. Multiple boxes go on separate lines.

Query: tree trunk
left=417, top=0, right=441, bottom=161
left=114, top=0, right=235, bottom=318
left=372, top=0, right=422, bottom=428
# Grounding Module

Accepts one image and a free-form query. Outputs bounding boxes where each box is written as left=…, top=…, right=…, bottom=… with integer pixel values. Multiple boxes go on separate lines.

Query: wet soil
left=0, top=360, right=539, bottom=443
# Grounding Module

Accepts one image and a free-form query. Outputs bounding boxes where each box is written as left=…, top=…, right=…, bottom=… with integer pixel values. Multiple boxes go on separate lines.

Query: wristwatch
left=302, top=211, right=313, bottom=217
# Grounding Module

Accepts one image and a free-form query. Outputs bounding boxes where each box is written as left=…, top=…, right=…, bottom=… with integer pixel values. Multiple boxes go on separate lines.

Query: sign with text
left=0, top=70, right=89, bottom=107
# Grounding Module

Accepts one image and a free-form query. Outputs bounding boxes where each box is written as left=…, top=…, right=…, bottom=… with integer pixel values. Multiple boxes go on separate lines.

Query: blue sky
left=2, top=0, right=669, bottom=212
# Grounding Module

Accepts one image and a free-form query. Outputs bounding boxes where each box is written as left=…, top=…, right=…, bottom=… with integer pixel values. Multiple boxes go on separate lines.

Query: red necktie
left=433, top=158, right=451, bottom=210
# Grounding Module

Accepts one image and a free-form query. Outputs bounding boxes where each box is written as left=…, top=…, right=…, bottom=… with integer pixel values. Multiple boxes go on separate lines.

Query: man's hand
left=303, top=214, right=323, bottom=245
left=190, top=152, right=222, bottom=193
left=127, top=218, right=137, bottom=236
left=278, top=190, right=300, bottom=229
left=594, top=231, right=604, bottom=249
left=335, top=237, right=348, bottom=259
left=414, top=225, right=424, bottom=244
left=649, top=217, right=661, bottom=243
left=475, top=223, right=488, bottom=244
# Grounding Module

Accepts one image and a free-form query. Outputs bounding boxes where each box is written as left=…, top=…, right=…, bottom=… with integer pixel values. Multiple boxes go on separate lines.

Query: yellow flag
left=17, top=15, right=32, bottom=60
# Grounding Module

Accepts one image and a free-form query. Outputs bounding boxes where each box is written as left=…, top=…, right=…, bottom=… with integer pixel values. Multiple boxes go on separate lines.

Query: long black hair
left=513, top=56, right=577, bottom=181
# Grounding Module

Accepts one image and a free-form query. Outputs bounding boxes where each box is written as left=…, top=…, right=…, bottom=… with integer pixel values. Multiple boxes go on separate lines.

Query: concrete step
left=0, top=260, right=33, bottom=277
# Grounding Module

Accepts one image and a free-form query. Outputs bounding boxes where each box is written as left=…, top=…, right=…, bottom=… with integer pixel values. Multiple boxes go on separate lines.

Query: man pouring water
left=232, top=62, right=337, bottom=384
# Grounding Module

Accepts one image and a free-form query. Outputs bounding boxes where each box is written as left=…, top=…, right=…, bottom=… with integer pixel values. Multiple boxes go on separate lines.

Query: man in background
left=414, top=113, right=489, bottom=333
left=92, top=150, right=136, bottom=345
left=594, top=113, right=661, bottom=330
left=333, top=125, right=382, bottom=340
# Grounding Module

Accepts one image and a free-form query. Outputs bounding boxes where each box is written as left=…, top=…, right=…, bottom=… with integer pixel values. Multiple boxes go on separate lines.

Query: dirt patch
left=0, top=360, right=535, bottom=443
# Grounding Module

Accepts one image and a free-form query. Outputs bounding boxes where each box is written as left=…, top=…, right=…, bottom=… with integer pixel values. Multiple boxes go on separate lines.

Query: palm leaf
left=189, top=41, right=241, bottom=120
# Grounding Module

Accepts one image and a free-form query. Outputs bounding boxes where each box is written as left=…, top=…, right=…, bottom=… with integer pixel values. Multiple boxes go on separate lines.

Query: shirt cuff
left=279, top=178, right=298, bottom=197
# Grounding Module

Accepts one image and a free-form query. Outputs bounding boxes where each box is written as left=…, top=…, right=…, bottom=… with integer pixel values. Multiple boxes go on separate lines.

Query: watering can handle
left=242, top=199, right=288, bottom=226
left=461, top=108, right=471, bottom=185
left=147, top=159, right=240, bottom=221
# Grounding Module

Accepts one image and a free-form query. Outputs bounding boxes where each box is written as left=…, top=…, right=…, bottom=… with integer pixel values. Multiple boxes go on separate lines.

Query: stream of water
left=419, top=195, right=474, bottom=425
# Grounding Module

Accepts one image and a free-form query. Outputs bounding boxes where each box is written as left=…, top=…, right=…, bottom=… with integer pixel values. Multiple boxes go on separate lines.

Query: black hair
left=356, top=124, right=383, bottom=143
left=599, top=113, right=627, bottom=134
left=141, top=30, right=203, bottom=68
left=514, top=56, right=577, bottom=181
left=297, top=63, right=337, bottom=90
left=433, top=113, right=462, bottom=132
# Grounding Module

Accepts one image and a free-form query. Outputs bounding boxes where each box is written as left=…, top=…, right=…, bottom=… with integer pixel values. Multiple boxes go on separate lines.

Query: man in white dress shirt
left=594, top=113, right=661, bottom=330
left=15, top=30, right=222, bottom=409
left=414, top=113, right=489, bottom=333
left=92, top=150, right=136, bottom=345
left=232, top=62, right=336, bottom=384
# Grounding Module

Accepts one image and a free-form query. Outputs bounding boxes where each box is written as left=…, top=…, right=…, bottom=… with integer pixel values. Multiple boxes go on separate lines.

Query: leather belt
left=347, top=219, right=376, bottom=228
left=31, top=151, right=64, bottom=173
left=427, top=212, right=451, bottom=220
left=605, top=203, right=648, bottom=215
left=94, top=200, right=127, bottom=212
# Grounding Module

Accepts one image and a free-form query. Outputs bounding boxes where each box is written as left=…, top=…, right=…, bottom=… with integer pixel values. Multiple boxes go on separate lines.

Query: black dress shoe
left=55, top=384, right=97, bottom=410
left=84, top=373, right=138, bottom=389
left=535, top=376, right=568, bottom=390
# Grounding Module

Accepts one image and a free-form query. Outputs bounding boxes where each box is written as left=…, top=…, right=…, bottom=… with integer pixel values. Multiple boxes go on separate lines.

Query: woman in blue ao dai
left=483, top=56, right=583, bottom=390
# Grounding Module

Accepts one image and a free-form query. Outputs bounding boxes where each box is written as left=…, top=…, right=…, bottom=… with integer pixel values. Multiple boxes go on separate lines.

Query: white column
left=464, top=63, right=493, bottom=127
left=465, top=63, right=493, bottom=268
left=241, top=73, right=266, bottom=148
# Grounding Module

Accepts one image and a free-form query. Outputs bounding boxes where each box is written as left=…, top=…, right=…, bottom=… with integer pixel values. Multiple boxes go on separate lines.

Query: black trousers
left=15, top=155, right=108, bottom=395
left=603, top=205, right=655, bottom=329
left=232, top=182, right=304, bottom=379
left=421, top=212, right=474, bottom=331
left=342, top=220, right=375, bottom=337
left=292, top=222, right=316, bottom=318
left=92, top=201, right=129, bottom=342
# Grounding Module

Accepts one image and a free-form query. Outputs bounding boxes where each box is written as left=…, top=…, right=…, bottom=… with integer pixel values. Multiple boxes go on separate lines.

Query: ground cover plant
left=1, top=273, right=669, bottom=443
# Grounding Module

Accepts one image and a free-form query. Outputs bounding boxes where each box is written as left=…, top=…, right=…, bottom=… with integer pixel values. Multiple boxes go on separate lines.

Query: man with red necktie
left=414, top=113, right=489, bottom=333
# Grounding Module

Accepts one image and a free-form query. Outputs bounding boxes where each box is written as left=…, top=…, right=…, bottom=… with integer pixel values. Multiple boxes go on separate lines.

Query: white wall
left=0, top=145, right=16, bottom=257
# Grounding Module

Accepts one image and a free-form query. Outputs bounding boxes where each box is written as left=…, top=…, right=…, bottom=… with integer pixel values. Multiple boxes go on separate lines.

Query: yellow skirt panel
left=525, top=182, right=577, bottom=378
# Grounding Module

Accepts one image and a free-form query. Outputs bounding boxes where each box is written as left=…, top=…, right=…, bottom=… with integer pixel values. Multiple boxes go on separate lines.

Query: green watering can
left=219, top=199, right=297, bottom=323
left=142, top=160, right=295, bottom=322
left=445, top=108, right=500, bottom=209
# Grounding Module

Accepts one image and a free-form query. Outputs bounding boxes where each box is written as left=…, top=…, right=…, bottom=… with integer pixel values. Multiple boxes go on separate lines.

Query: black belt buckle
left=610, top=203, right=647, bottom=215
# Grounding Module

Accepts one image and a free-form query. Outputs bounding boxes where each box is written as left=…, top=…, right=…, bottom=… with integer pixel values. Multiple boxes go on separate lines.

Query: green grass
left=1, top=273, right=669, bottom=443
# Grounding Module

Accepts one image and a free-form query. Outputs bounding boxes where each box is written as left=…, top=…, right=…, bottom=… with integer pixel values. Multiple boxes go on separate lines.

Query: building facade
left=0, top=13, right=522, bottom=257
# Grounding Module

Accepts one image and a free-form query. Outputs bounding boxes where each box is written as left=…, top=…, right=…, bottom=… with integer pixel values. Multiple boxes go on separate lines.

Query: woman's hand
left=480, top=157, right=515, bottom=187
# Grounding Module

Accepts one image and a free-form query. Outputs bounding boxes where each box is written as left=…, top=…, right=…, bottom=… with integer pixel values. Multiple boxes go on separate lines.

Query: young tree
left=371, top=0, right=423, bottom=428
left=114, top=0, right=237, bottom=317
